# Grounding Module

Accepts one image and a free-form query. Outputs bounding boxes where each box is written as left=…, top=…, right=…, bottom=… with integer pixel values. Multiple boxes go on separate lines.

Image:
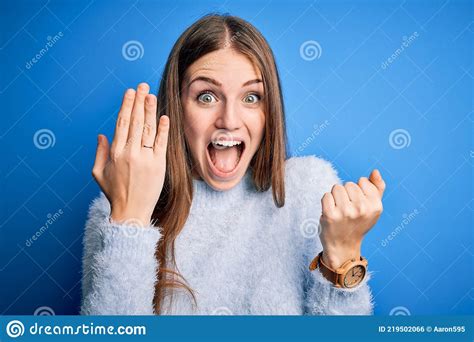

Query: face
left=181, top=48, right=265, bottom=191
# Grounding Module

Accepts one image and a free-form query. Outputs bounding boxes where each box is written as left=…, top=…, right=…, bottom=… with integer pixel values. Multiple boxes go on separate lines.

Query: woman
left=81, top=14, right=385, bottom=315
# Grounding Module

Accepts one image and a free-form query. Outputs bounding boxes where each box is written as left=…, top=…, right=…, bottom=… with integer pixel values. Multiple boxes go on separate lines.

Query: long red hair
left=152, top=13, right=287, bottom=314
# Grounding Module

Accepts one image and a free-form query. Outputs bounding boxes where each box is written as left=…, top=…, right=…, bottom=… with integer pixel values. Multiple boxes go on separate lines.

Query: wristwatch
left=309, top=251, right=368, bottom=288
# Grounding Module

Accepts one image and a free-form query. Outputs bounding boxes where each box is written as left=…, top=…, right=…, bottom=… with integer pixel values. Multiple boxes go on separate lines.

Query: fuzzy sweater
left=80, top=155, right=375, bottom=315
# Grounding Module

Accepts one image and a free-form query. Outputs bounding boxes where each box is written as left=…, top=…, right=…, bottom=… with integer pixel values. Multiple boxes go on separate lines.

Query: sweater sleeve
left=80, top=192, right=162, bottom=315
left=285, top=156, right=375, bottom=315
left=304, top=254, right=375, bottom=315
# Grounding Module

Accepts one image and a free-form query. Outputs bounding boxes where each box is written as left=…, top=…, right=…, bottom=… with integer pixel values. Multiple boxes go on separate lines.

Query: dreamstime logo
left=294, top=120, right=330, bottom=156
left=300, top=218, right=321, bottom=239
left=122, top=40, right=144, bottom=61
left=381, top=208, right=419, bottom=247
left=26, top=209, right=64, bottom=247
left=381, top=32, right=419, bottom=70
left=33, top=128, right=56, bottom=149
left=389, top=306, right=411, bottom=316
left=389, top=128, right=411, bottom=149
left=212, top=306, right=233, bottom=315
left=34, top=306, right=55, bottom=316
left=6, top=320, right=25, bottom=338
left=223, top=31, right=241, bottom=49
left=120, top=218, right=145, bottom=238
left=300, top=40, right=322, bottom=61
left=25, top=31, right=64, bottom=70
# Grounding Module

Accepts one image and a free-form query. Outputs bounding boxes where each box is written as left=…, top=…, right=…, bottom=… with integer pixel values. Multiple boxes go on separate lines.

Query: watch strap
left=309, top=251, right=368, bottom=288
left=309, top=251, right=341, bottom=287
left=318, top=252, right=342, bottom=287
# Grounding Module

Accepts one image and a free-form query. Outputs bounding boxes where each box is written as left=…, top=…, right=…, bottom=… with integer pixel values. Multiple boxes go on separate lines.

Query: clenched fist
left=92, top=83, right=170, bottom=227
left=319, top=169, right=386, bottom=269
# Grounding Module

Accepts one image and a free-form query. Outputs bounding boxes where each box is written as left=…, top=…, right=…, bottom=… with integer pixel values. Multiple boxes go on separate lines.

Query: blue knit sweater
left=80, top=155, right=375, bottom=315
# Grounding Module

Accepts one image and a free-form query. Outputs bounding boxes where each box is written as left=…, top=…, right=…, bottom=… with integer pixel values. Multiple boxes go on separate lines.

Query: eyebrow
left=187, top=76, right=262, bottom=88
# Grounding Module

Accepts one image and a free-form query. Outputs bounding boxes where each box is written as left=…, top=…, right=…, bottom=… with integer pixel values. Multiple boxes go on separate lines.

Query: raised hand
left=92, top=83, right=170, bottom=227
left=319, top=169, right=386, bottom=269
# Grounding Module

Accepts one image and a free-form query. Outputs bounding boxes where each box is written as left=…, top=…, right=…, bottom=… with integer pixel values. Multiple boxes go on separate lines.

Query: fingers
left=321, top=192, right=336, bottom=217
left=369, top=169, right=386, bottom=197
left=154, top=115, right=170, bottom=160
left=142, top=94, right=157, bottom=149
left=127, top=83, right=150, bottom=152
left=111, top=89, right=135, bottom=156
left=92, top=134, right=109, bottom=181
left=328, top=183, right=365, bottom=214
left=331, top=184, right=350, bottom=207
left=344, top=182, right=364, bottom=202
left=322, top=172, right=385, bottom=227
left=358, top=169, right=385, bottom=199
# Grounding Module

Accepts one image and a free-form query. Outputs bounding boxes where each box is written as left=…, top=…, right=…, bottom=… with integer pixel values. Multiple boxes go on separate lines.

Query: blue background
left=1, top=0, right=472, bottom=315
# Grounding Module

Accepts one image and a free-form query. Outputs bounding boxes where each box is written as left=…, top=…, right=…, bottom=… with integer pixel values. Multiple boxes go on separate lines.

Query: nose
left=214, top=100, right=243, bottom=131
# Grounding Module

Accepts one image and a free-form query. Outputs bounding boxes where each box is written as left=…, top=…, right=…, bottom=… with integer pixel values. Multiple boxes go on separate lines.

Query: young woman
left=81, top=14, right=385, bottom=315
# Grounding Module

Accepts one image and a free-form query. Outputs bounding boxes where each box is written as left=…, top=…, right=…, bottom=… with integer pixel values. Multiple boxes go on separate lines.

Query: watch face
left=343, top=265, right=366, bottom=288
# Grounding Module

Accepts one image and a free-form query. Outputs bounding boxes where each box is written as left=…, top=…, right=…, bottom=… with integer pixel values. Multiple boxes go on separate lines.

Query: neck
left=191, top=169, right=255, bottom=209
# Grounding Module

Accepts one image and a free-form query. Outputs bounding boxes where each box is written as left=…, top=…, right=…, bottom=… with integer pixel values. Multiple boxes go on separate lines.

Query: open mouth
left=206, top=139, right=245, bottom=178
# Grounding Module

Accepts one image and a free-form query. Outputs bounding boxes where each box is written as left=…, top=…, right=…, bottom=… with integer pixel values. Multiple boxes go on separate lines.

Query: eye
left=243, top=93, right=261, bottom=104
left=197, top=91, right=217, bottom=104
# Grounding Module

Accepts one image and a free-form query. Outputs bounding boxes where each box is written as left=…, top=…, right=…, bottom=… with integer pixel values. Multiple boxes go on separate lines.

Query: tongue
left=210, top=145, right=240, bottom=172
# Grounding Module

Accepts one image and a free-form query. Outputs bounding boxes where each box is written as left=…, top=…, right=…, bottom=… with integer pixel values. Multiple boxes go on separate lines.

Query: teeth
left=212, top=140, right=242, bottom=148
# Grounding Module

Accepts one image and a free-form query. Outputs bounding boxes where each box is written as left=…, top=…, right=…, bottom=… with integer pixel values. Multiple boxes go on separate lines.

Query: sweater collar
left=191, top=169, right=256, bottom=208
